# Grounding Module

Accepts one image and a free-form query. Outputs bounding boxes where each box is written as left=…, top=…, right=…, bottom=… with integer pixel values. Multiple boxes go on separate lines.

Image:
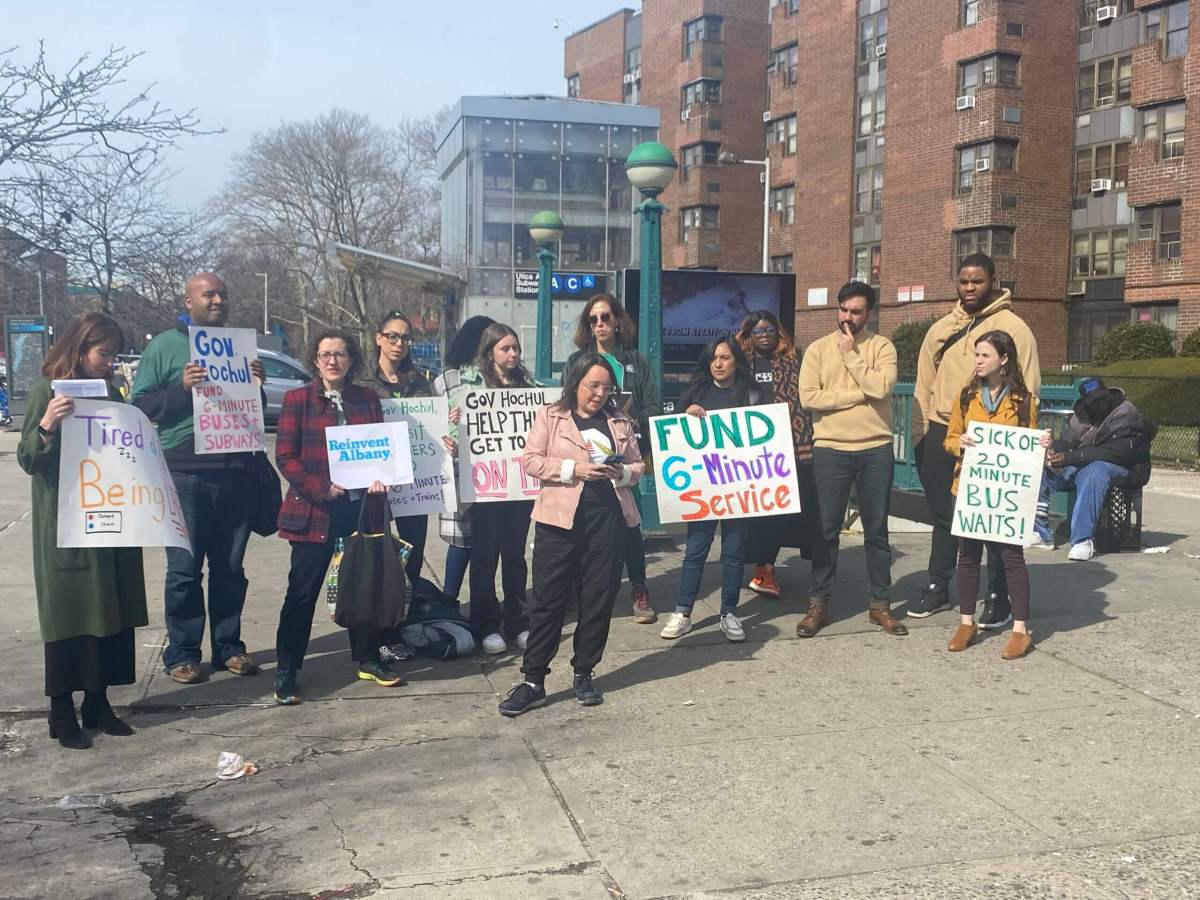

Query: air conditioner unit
left=1068, top=280, right=1086, bottom=296
left=623, top=73, right=636, bottom=84
left=956, top=94, right=977, bottom=111
left=975, top=158, right=992, bottom=172
left=681, top=107, right=692, bottom=122
left=634, top=66, right=642, bottom=80
left=1091, top=178, right=1113, bottom=193
left=1096, top=5, right=1118, bottom=23
left=875, top=41, right=887, bottom=58
left=762, top=110, right=772, bottom=122
left=1096, top=95, right=1115, bottom=107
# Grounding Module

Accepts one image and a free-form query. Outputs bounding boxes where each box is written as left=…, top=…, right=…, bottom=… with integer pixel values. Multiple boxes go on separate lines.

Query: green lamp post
left=528, top=210, right=564, bottom=383
left=625, top=141, right=677, bottom=536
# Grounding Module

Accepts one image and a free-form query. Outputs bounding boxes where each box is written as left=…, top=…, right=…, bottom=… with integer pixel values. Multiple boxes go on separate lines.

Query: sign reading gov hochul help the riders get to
left=325, top=421, right=415, bottom=491
left=650, top=403, right=801, bottom=524
left=189, top=326, right=266, bottom=454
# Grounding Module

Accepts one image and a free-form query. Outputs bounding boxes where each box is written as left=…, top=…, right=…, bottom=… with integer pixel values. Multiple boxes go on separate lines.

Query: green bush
left=1179, top=328, right=1200, bottom=358
left=1094, top=322, right=1175, bottom=366
left=891, top=316, right=938, bottom=380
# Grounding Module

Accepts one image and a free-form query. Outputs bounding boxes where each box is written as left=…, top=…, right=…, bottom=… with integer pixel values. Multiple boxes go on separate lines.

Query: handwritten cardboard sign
left=649, top=403, right=801, bottom=524
left=57, top=400, right=190, bottom=549
left=381, top=396, right=457, bottom=517
left=189, top=326, right=266, bottom=455
left=326, top=421, right=414, bottom=490
left=952, top=421, right=1044, bottom=547
left=458, top=387, right=552, bottom=503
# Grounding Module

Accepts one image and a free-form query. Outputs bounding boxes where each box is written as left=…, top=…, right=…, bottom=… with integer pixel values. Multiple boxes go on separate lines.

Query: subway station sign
left=514, top=270, right=607, bottom=300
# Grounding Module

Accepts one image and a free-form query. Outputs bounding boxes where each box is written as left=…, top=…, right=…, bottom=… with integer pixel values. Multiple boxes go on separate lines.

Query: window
left=684, top=15, right=723, bottom=59
left=1077, top=55, right=1133, bottom=111
left=681, top=205, right=719, bottom=241
left=955, top=228, right=1013, bottom=270
left=858, top=87, right=886, bottom=136
left=771, top=185, right=796, bottom=224
left=853, top=244, right=882, bottom=284
left=1074, top=141, right=1130, bottom=194
left=956, top=141, right=1017, bottom=192
left=770, top=254, right=794, bottom=273
left=770, top=115, right=797, bottom=155
left=1140, top=102, right=1186, bottom=159
left=1134, top=302, right=1179, bottom=333
left=855, top=167, right=883, bottom=213
left=960, top=54, right=1020, bottom=95
left=681, top=142, right=720, bottom=180
left=1144, top=2, right=1190, bottom=59
left=682, top=79, right=722, bottom=107
left=771, top=43, right=799, bottom=83
left=1081, top=0, right=1134, bottom=28
left=1136, top=203, right=1182, bottom=259
left=1073, top=228, right=1130, bottom=277
left=1006, top=21, right=1025, bottom=37
left=566, top=74, right=580, bottom=99
left=770, top=0, right=800, bottom=13
left=859, top=9, right=888, bottom=62
left=963, top=0, right=980, bottom=27
left=623, top=47, right=641, bottom=104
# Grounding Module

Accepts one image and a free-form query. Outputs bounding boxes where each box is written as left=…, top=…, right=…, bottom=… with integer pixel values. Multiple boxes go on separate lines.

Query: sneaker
left=274, top=670, right=300, bottom=706
left=167, top=663, right=204, bottom=685
left=1068, top=540, right=1095, bottom=561
left=908, top=586, right=951, bottom=618
left=357, top=660, right=405, bottom=687
left=515, top=630, right=529, bottom=651
left=632, top=585, right=657, bottom=624
left=221, top=654, right=260, bottom=676
left=380, top=640, right=416, bottom=664
left=573, top=672, right=603, bottom=706
left=1028, top=536, right=1056, bottom=551
left=659, top=612, right=692, bottom=640
left=498, top=682, right=547, bottom=717
left=482, top=633, right=507, bottom=655
left=720, top=612, right=745, bottom=642
left=978, top=593, right=1012, bottom=631
left=748, top=564, right=782, bottom=599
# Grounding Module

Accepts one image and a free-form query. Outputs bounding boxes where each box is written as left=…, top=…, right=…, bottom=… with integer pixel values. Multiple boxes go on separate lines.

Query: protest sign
left=57, top=400, right=190, bottom=550
left=951, top=421, right=1044, bottom=547
left=326, top=421, right=414, bottom=490
left=649, top=403, right=801, bottom=524
left=52, top=379, right=108, bottom=398
left=189, top=326, right=266, bottom=455
left=381, top=396, right=457, bottom=516
left=458, top=387, right=552, bottom=503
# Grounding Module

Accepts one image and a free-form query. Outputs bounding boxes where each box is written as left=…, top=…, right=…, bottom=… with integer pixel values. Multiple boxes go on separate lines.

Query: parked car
left=259, top=348, right=312, bottom=426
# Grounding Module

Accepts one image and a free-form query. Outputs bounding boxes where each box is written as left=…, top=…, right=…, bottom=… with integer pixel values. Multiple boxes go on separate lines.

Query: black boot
left=81, top=691, right=134, bottom=736
left=48, top=695, right=91, bottom=750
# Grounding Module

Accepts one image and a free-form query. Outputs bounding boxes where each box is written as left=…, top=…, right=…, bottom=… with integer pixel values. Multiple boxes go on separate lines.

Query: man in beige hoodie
left=910, top=253, right=1041, bottom=628
left=798, top=281, right=906, bottom=638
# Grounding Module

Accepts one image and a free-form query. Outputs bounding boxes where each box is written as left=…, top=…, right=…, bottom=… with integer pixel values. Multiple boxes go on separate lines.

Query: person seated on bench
left=1032, top=377, right=1151, bottom=560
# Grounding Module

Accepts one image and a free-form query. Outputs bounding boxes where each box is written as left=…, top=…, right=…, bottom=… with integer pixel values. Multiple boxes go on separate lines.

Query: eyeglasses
left=380, top=332, right=414, bottom=345
left=582, top=380, right=614, bottom=394
left=589, top=312, right=613, bottom=325
left=317, top=351, right=349, bottom=362
left=751, top=326, right=777, bottom=336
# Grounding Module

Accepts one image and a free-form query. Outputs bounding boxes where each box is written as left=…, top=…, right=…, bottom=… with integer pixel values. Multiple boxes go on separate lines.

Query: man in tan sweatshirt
left=798, top=281, right=906, bottom=638
left=910, top=252, right=1041, bottom=628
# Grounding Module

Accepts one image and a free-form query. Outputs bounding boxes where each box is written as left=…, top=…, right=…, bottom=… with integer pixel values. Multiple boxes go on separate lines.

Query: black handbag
left=250, top=452, right=283, bottom=537
left=333, top=494, right=411, bottom=631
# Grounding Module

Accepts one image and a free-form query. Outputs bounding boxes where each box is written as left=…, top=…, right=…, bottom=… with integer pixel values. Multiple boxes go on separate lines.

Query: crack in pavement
left=397, top=858, right=600, bottom=889
left=309, top=756, right=381, bottom=895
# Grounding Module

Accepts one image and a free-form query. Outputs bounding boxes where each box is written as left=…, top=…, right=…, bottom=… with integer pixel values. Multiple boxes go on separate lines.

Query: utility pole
left=256, top=272, right=269, bottom=332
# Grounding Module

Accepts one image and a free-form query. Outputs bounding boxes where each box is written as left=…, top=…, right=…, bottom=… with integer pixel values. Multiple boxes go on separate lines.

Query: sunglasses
left=380, top=332, right=414, bottom=345
left=589, top=311, right=613, bottom=325
left=751, top=326, right=777, bottom=336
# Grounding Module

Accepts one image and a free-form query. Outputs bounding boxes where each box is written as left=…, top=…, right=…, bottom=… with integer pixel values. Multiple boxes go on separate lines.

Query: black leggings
left=956, top=539, right=1030, bottom=621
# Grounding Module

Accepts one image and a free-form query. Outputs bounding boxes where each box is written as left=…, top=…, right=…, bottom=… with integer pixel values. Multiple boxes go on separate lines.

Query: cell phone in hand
left=601, top=453, right=624, bottom=466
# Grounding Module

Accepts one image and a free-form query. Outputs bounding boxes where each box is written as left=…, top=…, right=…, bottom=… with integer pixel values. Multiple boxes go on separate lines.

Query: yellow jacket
left=944, top=386, right=1040, bottom=495
left=912, top=290, right=1041, bottom=443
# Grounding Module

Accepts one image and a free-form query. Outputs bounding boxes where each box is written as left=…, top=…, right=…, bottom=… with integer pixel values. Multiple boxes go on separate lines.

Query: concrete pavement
left=2, top=424, right=1200, bottom=899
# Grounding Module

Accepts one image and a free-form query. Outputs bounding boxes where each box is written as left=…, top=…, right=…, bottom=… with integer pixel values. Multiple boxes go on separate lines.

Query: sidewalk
left=2, top=422, right=1200, bottom=898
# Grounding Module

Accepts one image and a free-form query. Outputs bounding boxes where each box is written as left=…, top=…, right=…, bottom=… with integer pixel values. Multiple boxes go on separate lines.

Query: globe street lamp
left=529, top=210, right=564, bottom=383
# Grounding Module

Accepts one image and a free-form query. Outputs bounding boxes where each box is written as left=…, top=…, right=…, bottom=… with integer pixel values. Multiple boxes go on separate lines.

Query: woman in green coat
left=17, top=312, right=148, bottom=750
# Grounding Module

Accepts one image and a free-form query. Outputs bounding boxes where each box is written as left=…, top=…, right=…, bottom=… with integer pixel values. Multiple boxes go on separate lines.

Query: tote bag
left=332, top=495, right=412, bottom=631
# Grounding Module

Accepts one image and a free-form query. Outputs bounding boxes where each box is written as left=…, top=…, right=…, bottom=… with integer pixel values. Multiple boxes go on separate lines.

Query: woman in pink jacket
left=499, top=353, right=645, bottom=717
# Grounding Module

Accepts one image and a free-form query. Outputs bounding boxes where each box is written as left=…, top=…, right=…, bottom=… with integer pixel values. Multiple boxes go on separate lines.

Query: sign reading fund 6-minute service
left=325, top=422, right=414, bottom=490
left=952, top=421, right=1044, bottom=547
left=458, top=387, right=553, bottom=503
left=189, top=326, right=266, bottom=454
left=650, top=403, right=801, bottom=523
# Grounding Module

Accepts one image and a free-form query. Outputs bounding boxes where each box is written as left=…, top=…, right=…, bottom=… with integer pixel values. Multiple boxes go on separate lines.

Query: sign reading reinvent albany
left=649, top=403, right=801, bottom=523
left=951, top=421, right=1044, bottom=547
left=325, top=422, right=414, bottom=490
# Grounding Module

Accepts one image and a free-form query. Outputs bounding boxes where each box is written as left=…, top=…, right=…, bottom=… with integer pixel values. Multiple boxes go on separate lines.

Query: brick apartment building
left=566, top=0, right=1199, bottom=367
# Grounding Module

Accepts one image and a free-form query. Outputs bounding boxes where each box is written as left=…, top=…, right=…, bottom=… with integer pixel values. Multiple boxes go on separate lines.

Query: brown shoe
left=631, top=584, right=657, bottom=624
left=947, top=623, right=978, bottom=652
left=795, top=599, right=827, bottom=638
left=1001, top=631, right=1033, bottom=660
left=222, top=654, right=260, bottom=676
left=168, top=663, right=203, bottom=685
left=868, top=607, right=908, bottom=636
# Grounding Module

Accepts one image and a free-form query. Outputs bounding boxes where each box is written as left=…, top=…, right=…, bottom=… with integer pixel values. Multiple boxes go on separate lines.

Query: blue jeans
left=1038, top=461, right=1130, bottom=545
left=163, top=467, right=254, bottom=671
left=678, top=519, right=749, bottom=616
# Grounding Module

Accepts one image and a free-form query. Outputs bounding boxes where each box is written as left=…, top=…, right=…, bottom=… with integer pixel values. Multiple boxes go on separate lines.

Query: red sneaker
left=748, top=564, right=782, bottom=598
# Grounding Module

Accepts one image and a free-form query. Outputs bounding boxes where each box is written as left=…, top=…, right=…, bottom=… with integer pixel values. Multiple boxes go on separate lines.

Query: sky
left=5, top=0, right=628, bottom=208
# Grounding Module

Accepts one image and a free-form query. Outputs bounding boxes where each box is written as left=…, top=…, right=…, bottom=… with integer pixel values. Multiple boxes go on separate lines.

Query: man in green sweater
left=131, top=273, right=265, bottom=685
left=797, top=281, right=905, bottom=638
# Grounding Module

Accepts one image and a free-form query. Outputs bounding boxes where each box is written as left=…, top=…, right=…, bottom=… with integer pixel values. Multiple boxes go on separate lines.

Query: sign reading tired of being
left=381, top=396, right=457, bottom=516
left=458, top=387, right=553, bottom=503
left=325, top=421, right=415, bottom=491
left=57, top=399, right=190, bottom=549
left=189, top=326, right=266, bottom=455
left=952, top=421, right=1045, bottom=547
left=649, top=403, right=801, bottom=524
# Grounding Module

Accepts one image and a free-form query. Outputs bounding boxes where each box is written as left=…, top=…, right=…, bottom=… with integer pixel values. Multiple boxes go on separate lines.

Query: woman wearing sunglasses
left=564, top=294, right=662, bottom=626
